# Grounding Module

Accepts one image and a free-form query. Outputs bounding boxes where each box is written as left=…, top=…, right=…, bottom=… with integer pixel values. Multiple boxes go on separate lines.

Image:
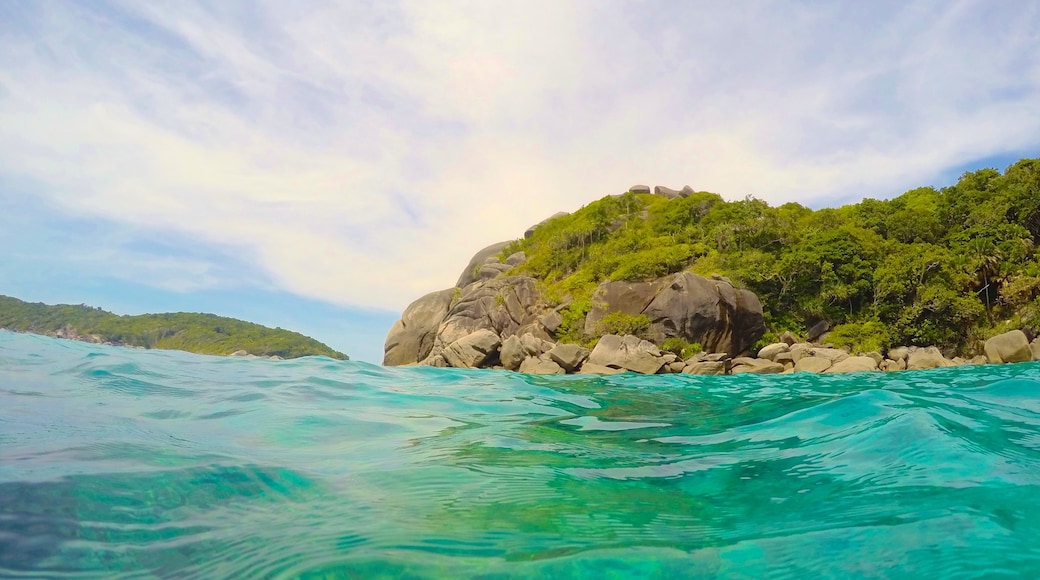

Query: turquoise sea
left=3, top=330, right=1040, bottom=578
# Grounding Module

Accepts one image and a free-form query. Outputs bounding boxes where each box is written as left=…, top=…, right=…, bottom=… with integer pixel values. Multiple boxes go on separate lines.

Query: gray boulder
left=383, top=288, right=456, bottom=366
left=434, top=276, right=548, bottom=349
left=880, top=358, right=906, bottom=371
left=887, top=346, right=910, bottom=363
left=907, top=347, right=950, bottom=370
left=806, top=320, right=830, bottom=343
left=584, top=272, right=765, bottom=356
left=520, top=333, right=554, bottom=356
left=519, top=355, right=565, bottom=374
left=628, top=185, right=651, bottom=194
left=654, top=185, right=682, bottom=199
left=680, top=185, right=694, bottom=197
left=538, top=310, right=563, bottom=335
left=984, top=330, right=1032, bottom=364
left=666, top=361, right=686, bottom=373
left=547, top=343, right=590, bottom=372
left=505, top=252, right=527, bottom=266
left=456, top=241, right=513, bottom=288
left=730, top=357, right=784, bottom=374
left=824, top=356, right=879, bottom=373
left=682, top=361, right=727, bottom=375
left=499, top=335, right=526, bottom=371
left=578, top=363, right=626, bottom=375
left=795, top=356, right=832, bottom=373
left=587, top=334, right=665, bottom=374
left=757, top=343, right=790, bottom=361
left=811, top=347, right=850, bottom=363
left=442, top=329, right=502, bottom=369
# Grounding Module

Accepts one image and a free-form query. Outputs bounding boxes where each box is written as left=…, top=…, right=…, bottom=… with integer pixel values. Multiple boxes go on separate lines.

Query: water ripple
left=3, top=330, right=1040, bottom=577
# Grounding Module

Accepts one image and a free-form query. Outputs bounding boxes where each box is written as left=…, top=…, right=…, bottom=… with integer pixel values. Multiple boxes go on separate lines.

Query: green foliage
left=504, top=158, right=1040, bottom=353
left=826, top=321, right=891, bottom=354
left=662, top=337, right=703, bottom=360
left=0, top=296, right=348, bottom=359
left=594, top=312, right=652, bottom=340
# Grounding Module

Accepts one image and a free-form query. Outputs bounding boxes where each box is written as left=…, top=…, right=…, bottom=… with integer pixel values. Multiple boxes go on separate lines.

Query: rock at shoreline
left=519, top=355, right=565, bottom=374
left=825, top=356, right=879, bottom=373
left=985, top=330, right=1032, bottom=364
left=906, top=347, right=950, bottom=370
left=584, top=272, right=765, bottom=356
left=547, top=343, right=590, bottom=372
left=731, top=357, right=784, bottom=374
left=682, top=361, right=727, bottom=375
left=588, top=334, right=664, bottom=374
left=795, top=356, right=832, bottom=373
left=383, top=288, right=455, bottom=366
left=442, top=329, right=501, bottom=369
left=756, top=343, right=789, bottom=361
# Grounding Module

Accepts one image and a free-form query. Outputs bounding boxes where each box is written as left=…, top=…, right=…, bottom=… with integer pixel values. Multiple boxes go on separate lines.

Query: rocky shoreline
left=421, top=327, right=1040, bottom=376
left=384, top=189, right=1040, bottom=375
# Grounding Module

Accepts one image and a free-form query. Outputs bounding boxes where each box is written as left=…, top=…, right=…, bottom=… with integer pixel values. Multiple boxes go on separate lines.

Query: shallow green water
left=3, top=330, right=1040, bottom=578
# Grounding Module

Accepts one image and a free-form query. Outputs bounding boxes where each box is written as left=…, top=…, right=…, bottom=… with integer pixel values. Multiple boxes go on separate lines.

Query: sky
left=1, top=1, right=1039, bottom=363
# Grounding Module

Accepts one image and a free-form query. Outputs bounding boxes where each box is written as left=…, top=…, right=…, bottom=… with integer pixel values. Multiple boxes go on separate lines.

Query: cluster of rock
left=383, top=240, right=767, bottom=368
left=396, top=327, right=1040, bottom=376
left=628, top=184, right=696, bottom=199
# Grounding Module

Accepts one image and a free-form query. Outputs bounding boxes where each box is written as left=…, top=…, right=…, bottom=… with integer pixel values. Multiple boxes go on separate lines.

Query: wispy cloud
left=1, top=0, right=1039, bottom=311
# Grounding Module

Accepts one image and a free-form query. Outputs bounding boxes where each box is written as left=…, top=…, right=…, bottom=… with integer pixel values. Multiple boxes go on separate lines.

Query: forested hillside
left=0, top=296, right=348, bottom=359
left=505, top=159, right=1040, bottom=355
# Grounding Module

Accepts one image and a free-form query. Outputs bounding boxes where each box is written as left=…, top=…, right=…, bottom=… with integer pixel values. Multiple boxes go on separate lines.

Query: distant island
left=384, top=158, right=1040, bottom=374
left=0, top=295, right=348, bottom=360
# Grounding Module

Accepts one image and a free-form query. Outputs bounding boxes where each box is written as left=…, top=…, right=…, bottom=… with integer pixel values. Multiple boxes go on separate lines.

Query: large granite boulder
left=682, top=361, right=727, bottom=375
left=906, top=347, right=950, bottom=370
left=519, top=355, right=565, bottom=374
left=383, top=288, right=456, bottom=366
left=434, top=276, right=548, bottom=350
left=442, top=329, right=502, bottom=369
left=795, top=356, right=832, bottom=373
left=499, top=335, right=526, bottom=371
left=547, top=343, right=590, bottom=372
left=456, top=241, right=513, bottom=288
left=628, top=185, right=651, bottom=194
left=824, top=356, right=879, bottom=373
left=587, top=334, right=665, bottom=374
left=584, top=272, right=765, bottom=356
left=654, top=185, right=682, bottom=199
left=984, top=330, right=1032, bottom=364
left=1032, top=338, right=1040, bottom=361
left=730, top=357, right=784, bottom=374
left=757, top=343, right=790, bottom=361
left=385, top=275, right=551, bottom=366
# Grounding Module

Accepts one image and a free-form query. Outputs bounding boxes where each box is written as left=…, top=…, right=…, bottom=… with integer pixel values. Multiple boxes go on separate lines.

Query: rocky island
left=385, top=160, right=1040, bottom=374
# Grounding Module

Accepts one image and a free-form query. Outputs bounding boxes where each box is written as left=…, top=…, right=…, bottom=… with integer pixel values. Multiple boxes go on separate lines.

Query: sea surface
left=3, top=330, right=1040, bottom=578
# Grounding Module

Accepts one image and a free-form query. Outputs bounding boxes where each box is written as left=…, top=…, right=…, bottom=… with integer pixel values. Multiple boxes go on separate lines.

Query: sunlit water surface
left=3, top=330, right=1040, bottom=578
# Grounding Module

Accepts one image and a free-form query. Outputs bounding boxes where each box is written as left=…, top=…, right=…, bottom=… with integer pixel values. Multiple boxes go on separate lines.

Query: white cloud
left=1, top=0, right=1039, bottom=311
